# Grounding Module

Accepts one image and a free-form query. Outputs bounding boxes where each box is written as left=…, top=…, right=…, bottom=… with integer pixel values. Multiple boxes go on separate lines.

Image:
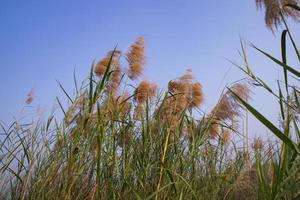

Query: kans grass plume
left=109, top=65, right=122, bottom=96
left=134, top=80, right=157, bottom=104
left=94, top=50, right=122, bottom=77
left=256, top=0, right=300, bottom=31
left=221, top=128, right=232, bottom=144
left=94, top=50, right=123, bottom=96
left=209, top=82, right=250, bottom=138
left=160, top=69, right=204, bottom=127
left=134, top=80, right=157, bottom=119
left=252, top=137, right=264, bottom=151
left=170, top=69, right=204, bottom=109
left=126, top=36, right=145, bottom=80
left=107, top=92, right=131, bottom=118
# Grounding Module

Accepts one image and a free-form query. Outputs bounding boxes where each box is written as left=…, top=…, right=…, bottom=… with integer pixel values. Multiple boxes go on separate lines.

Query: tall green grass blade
left=46, top=114, right=54, bottom=132
left=146, top=182, right=176, bottom=200
left=0, top=142, right=22, bottom=172
left=56, top=97, right=67, bottom=117
left=0, top=123, right=13, bottom=149
left=230, top=89, right=300, bottom=155
left=252, top=45, right=300, bottom=78
left=88, top=62, right=95, bottom=113
left=93, top=46, right=118, bottom=103
left=256, top=152, right=270, bottom=200
left=7, top=166, right=24, bottom=185
left=73, top=69, right=78, bottom=94
left=57, top=81, right=73, bottom=103
left=173, top=171, right=197, bottom=199
left=285, top=3, right=300, bottom=12
left=16, top=134, right=30, bottom=164
left=281, top=15, right=300, bottom=62
left=293, top=118, right=300, bottom=142
left=281, top=30, right=289, bottom=92
left=277, top=81, right=285, bottom=121
left=240, top=40, right=255, bottom=77
left=293, top=87, right=300, bottom=107
left=132, top=190, right=143, bottom=200
left=257, top=77, right=273, bottom=93
left=272, top=111, right=291, bottom=199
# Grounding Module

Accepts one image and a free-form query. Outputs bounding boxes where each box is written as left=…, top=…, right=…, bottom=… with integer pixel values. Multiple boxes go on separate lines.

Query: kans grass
left=1, top=1, right=300, bottom=199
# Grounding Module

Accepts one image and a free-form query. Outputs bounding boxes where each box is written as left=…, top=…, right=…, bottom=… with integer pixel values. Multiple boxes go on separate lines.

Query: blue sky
left=0, top=0, right=299, bottom=137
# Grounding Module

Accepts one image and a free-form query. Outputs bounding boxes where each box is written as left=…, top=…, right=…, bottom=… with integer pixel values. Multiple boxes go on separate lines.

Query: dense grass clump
left=0, top=37, right=255, bottom=199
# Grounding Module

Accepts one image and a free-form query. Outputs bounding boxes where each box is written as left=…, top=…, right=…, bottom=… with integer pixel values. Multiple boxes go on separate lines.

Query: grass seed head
left=109, top=66, right=122, bottom=96
left=95, top=50, right=121, bottom=77
left=189, top=82, right=204, bottom=108
left=221, top=128, right=231, bottom=144
left=162, top=70, right=205, bottom=127
left=210, top=83, right=250, bottom=121
left=209, top=82, right=250, bottom=138
left=209, top=122, right=220, bottom=138
left=256, top=0, right=300, bottom=31
left=116, top=92, right=131, bottom=117
left=134, top=80, right=157, bottom=104
left=74, top=92, right=87, bottom=109
left=126, top=36, right=145, bottom=80
left=252, top=137, right=264, bottom=151
left=179, top=68, right=194, bottom=82
left=25, top=89, right=34, bottom=105
left=134, top=104, right=144, bottom=120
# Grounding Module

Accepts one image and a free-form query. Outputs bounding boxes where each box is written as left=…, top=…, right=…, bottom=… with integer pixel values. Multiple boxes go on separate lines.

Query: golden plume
left=94, top=50, right=121, bottom=77
left=159, top=69, right=204, bottom=127
left=208, top=83, right=250, bottom=137
left=134, top=80, right=157, bottom=104
left=221, top=128, right=231, bottom=144
left=126, top=36, right=145, bottom=80
left=133, top=80, right=157, bottom=119
left=256, top=0, right=300, bottom=31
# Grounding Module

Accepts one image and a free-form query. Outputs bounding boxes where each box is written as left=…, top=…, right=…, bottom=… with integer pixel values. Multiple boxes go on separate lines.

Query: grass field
left=1, top=1, right=300, bottom=199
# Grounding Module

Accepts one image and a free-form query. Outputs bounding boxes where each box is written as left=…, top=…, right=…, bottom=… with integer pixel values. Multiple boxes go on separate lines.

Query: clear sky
left=0, top=0, right=299, bottom=137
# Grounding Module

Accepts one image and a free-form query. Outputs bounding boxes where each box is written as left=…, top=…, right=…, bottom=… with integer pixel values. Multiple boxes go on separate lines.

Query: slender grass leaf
left=281, top=30, right=289, bottom=92
left=57, top=81, right=73, bottom=103
left=253, top=45, right=300, bottom=78
left=145, top=182, right=176, bottom=200
left=230, top=89, right=300, bottom=155
left=277, top=81, right=285, bottom=120
left=284, top=3, right=300, bottom=12
left=56, top=97, right=66, bottom=117
left=281, top=15, right=300, bottom=62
